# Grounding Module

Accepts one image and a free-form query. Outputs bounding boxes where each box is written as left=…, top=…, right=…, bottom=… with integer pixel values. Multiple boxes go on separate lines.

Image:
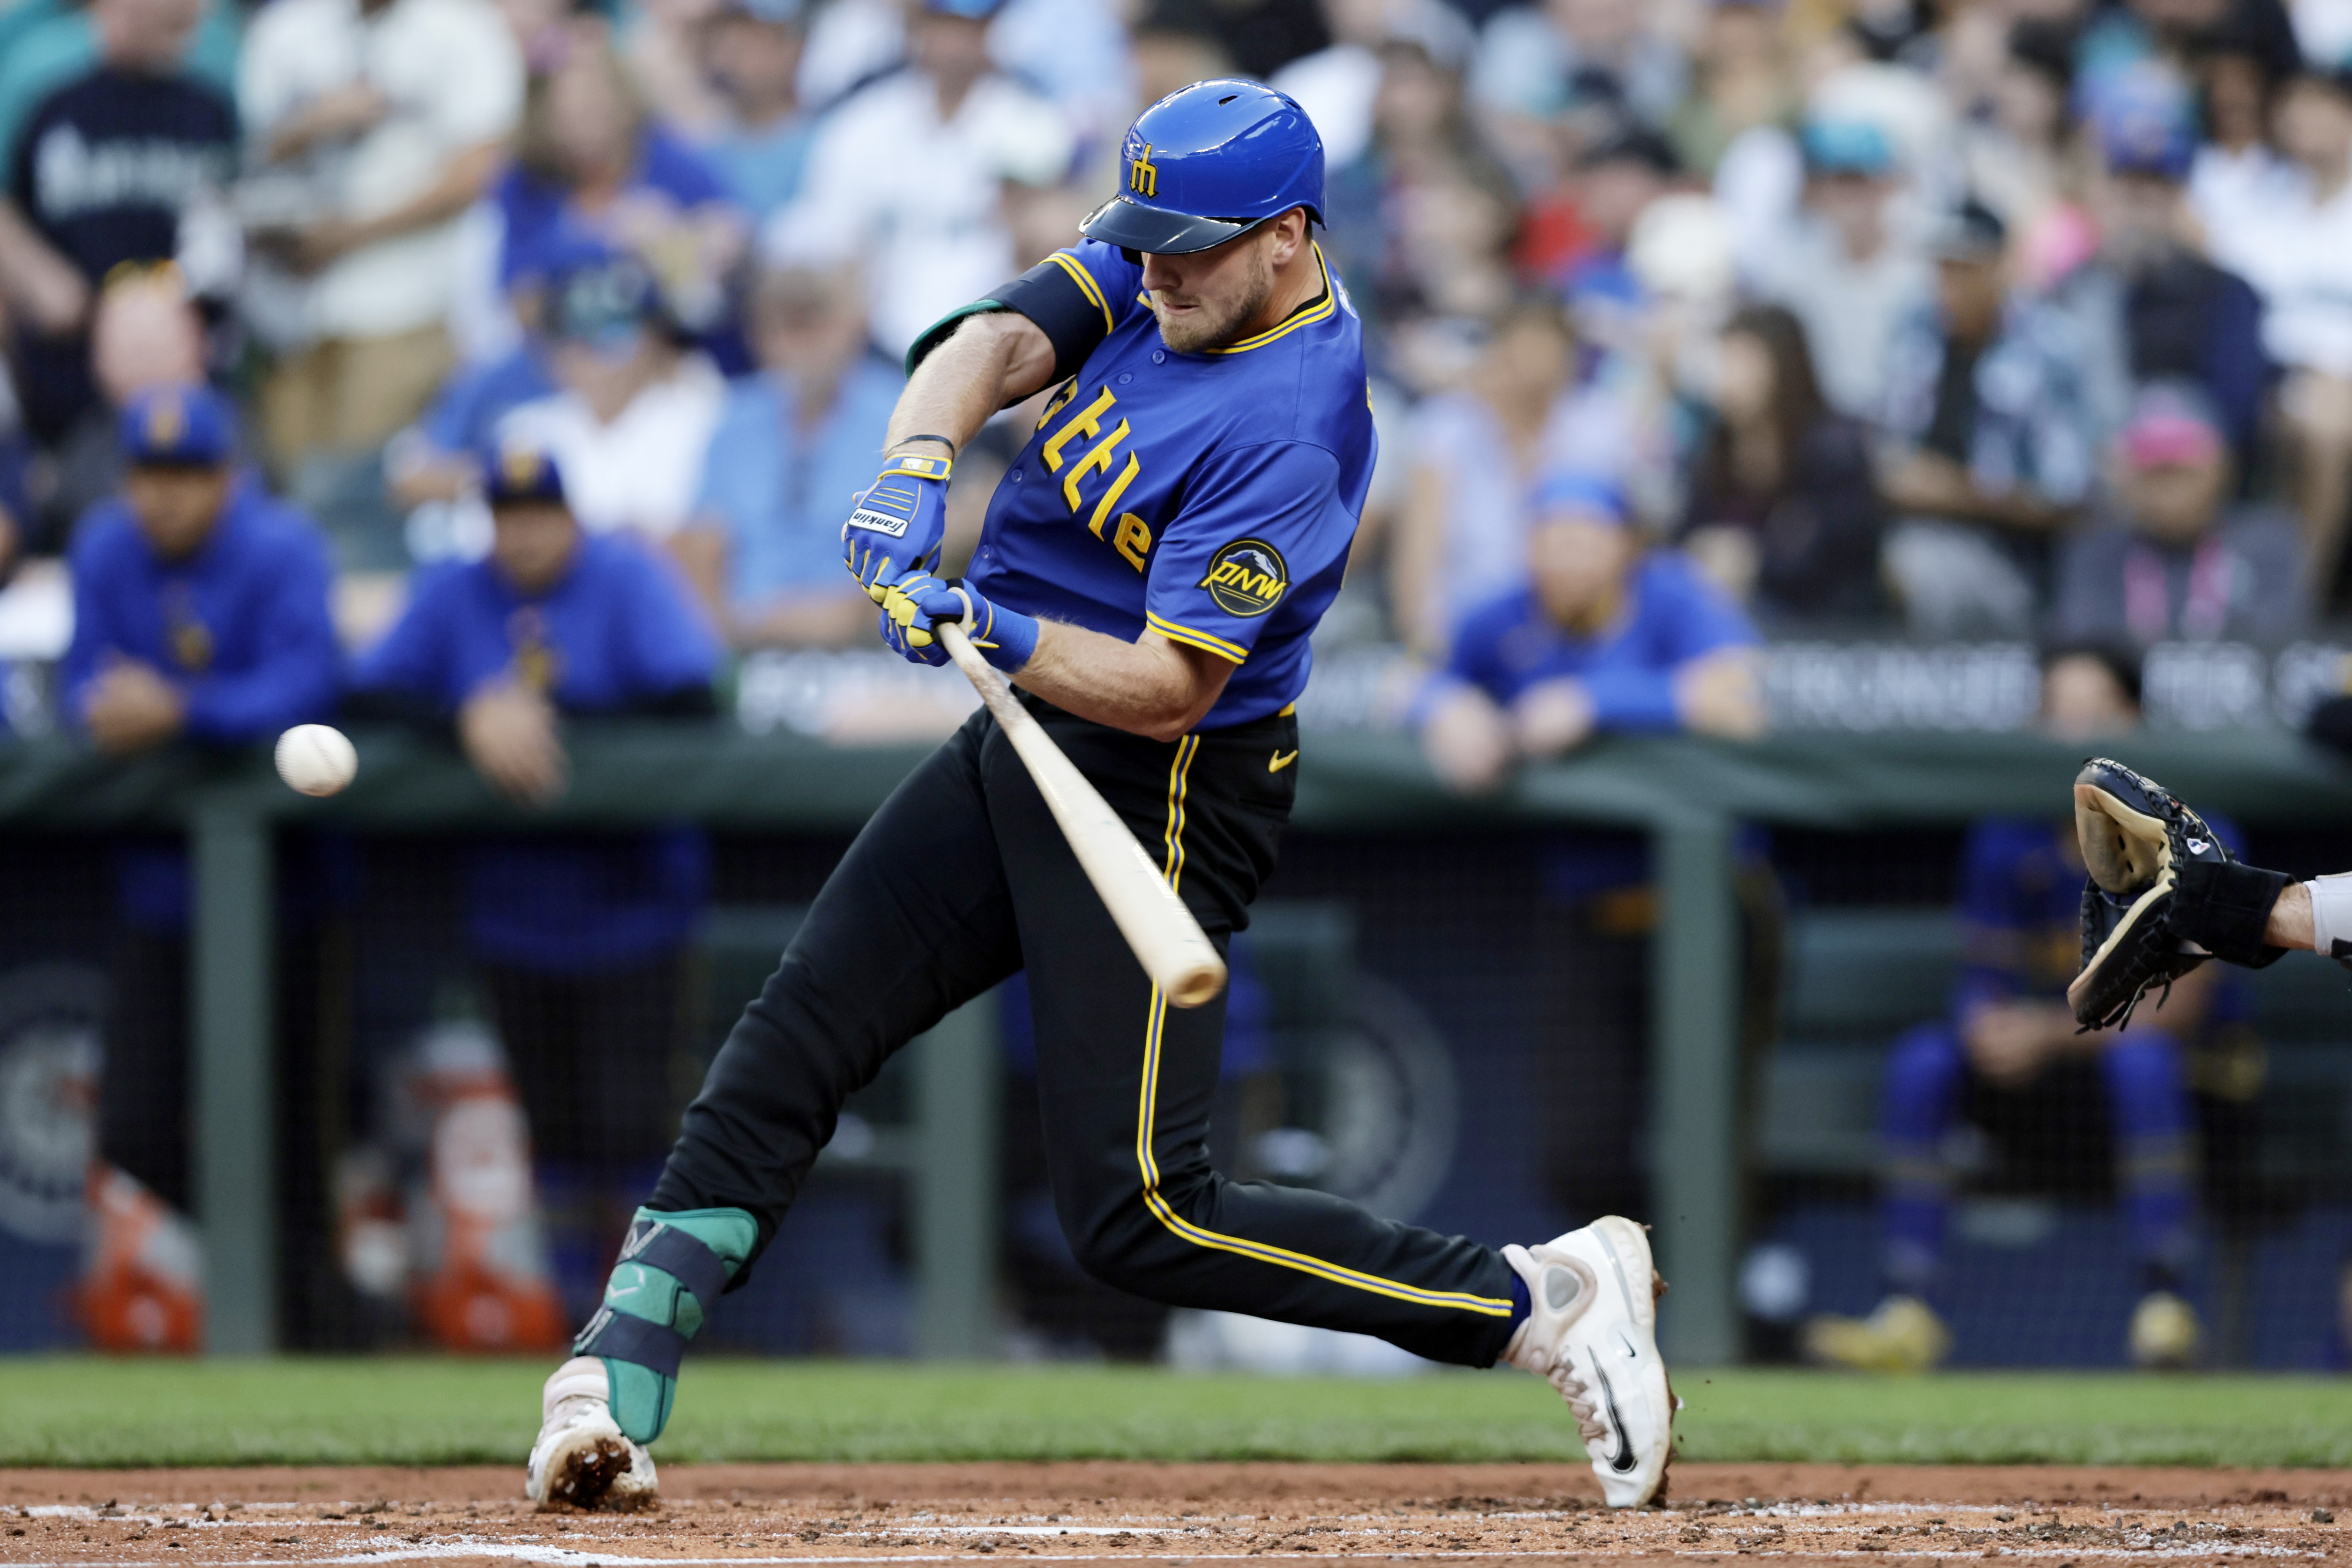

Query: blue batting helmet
left=1080, top=80, right=1324, bottom=256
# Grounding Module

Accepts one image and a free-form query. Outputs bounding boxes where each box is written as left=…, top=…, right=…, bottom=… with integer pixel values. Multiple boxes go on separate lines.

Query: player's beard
left=1151, top=244, right=1277, bottom=354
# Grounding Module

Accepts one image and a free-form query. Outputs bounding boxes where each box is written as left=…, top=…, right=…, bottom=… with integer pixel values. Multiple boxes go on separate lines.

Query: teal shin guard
left=575, top=1207, right=757, bottom=1443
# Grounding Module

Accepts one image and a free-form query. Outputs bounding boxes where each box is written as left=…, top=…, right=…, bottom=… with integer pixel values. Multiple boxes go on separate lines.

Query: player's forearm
left=886, top=313, right=1055, bottom=456
left=2268, top=881, right=2316, bottom=950
left=1011, top=622, right=1228, bottom=742
left=333, top=141, right=505, bottom=251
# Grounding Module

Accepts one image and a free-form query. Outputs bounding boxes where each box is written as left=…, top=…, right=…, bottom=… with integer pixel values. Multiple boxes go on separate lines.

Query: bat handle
left=934, top=617, right=1023, bottom=726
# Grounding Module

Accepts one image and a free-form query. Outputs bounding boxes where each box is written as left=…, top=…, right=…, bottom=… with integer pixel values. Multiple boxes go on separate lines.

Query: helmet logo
left=1128, top=142, right=1158, bottom=199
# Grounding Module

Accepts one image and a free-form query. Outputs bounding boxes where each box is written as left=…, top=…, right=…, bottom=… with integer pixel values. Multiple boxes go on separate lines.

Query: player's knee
left=1054, top=1167, right=1205, bottom=1291
left=1883, top=1022, right=1963, bottom=1113
left=2105, top=1028, right=2189, bottom=1114
left=1063, top=1211, right=1159, bottom=1292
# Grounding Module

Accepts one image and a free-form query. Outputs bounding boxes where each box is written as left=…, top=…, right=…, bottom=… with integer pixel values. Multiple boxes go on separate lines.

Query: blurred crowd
left=0, top=0, right=2347, bottom=756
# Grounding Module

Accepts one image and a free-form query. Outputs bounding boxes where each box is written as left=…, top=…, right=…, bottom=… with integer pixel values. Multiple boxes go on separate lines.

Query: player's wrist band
left=2173, top=859, right=2293, bottom=966
left=892, top=434, right=958, bottom=456
left=877, top=449, right=953, bottom=483
left=2307, top=872, right=2352, bottom=956
left=951, top=586, right=1038, bottom=674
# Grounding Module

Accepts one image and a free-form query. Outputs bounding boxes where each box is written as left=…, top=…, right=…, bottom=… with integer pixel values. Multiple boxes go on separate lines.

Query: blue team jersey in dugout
left=963, top=240, right=1376, bottom=728
left=354, top=533, right=723, bottom=972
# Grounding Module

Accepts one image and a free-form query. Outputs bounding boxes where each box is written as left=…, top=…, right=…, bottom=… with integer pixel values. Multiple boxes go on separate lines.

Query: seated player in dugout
left=349, top=444, right=724, bottom=1329
left=60, top=383, right=343, bottom=1349
left=1416, top=470, right=1766, bottom=795
left=1806, top=645, right=2253, bottom=1374
left=526, top=82, right=1676, bottom=1514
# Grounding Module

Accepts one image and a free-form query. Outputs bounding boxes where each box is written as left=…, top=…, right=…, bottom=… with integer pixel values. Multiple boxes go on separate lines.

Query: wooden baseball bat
left=936, top=620, right=1228, bottom=1008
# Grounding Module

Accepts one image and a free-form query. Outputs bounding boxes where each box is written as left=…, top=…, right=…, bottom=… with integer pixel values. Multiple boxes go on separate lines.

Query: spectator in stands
left=0, top=0, right=231, bottom=452
left=2051, top=380, right=2307, bottom=648
left=1663, top=0, right=1797, bottom=179
left=1470, top=0, right=1685, bottom=181
left=1880, top=198, right=2099, bottom=639
left=1273, top=0, right=1475, bottom=172
left=25, top=265, right=209, bottom=553
left=1320, top=27, right=1516, bottom=373
left=1130, top=13, right=1239, bottom=111
left=383, top=313, right=560, bottom=563
left=237, top=0, right=524, bottom=476
left=2187, top=24, right=2293, bottom=245
left=2054, top=70, right=2270, bottom=464
left=2039, top=639, right=2144, bottom=742
left=493, top=251, right=725, bottom=546
left=1956, top=21, right=2077, bottom=240
left=1552, top=121, right=1679, bottom=342
left=1806, top=648, right=2227, bottom=1374
left=495, top=23, right=747, bottom=345
left=0, top=0, right=238, bottom=192
left=772, top=0, right=1074, bottom=361
left=1679, top=303, right=1887, bottom=625
left=350, top=441, right=721, bottom=1319
left=700, top=0, right=814, bottom=223
left=675, top=261, right=896, bottom=647
left=1417, top=471, right=1764, bottom=793
left=2208, top=67, right=2352, bottom=603
left=60, top=383, right=339, bottom=1348
left=1390, top=297, right=1623, bottom=652
left=1754, top=119, right=1933, bottom=423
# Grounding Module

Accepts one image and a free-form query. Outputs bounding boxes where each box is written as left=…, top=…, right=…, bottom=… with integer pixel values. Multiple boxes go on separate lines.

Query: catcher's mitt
left=2068, top=757, right=2289, bottom=1031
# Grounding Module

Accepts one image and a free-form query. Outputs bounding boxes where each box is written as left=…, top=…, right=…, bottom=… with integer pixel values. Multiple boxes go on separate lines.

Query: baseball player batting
left=524, top=80, right=1674, bottom=1512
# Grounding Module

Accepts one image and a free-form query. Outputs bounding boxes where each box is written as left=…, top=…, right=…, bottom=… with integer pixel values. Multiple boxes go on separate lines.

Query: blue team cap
left=1081, top=80, right=1325, bottom=256
left=1800, top=117, right=1895, bottom=177
left=2086, top=67, right=2197, bottom=180
left=120, top=383, right=233, bottom=468
left=923, top=0, right=1006, bottom=19
left=484, top=442, right=569, bottom=508
left=1531, top=469, right=1628, bottom=525
left=545, top=251, right=663, bottom=347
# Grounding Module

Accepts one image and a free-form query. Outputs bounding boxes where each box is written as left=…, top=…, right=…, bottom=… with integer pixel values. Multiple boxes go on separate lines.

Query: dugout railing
left=5, top=722, right=2352, bottom=1363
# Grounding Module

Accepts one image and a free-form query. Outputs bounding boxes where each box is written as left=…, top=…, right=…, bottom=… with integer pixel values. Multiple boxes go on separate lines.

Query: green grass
left=2, top=1360, right=2351, bottom=1469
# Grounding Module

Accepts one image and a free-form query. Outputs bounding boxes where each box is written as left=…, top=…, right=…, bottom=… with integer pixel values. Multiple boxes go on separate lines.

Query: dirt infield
left=0, top=1467, right=2342, bottom=1568
left=0, top=1463, right=2346, bottom=1567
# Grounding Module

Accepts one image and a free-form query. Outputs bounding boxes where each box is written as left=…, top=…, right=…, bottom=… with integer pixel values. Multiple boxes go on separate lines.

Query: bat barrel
left=1164, top=960, right=1227, bottom=1010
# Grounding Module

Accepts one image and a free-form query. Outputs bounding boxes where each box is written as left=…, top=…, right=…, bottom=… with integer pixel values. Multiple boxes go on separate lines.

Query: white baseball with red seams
left=274, top=724, right=358, bottom=797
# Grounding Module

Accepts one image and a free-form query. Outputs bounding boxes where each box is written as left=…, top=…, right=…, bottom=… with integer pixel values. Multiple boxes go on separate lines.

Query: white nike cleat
left=525, top=1356, right=659, bottom=1511
left=1501, top=1216, right=1675, bottom=1508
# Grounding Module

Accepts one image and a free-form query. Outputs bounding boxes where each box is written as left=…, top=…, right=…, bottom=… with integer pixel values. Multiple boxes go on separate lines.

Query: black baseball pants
left=652, top=698, right=1522, bottom=1367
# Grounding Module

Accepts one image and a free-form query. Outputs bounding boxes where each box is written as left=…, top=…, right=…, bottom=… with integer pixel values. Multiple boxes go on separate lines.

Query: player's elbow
left=1136, top=710, right=1205, bottom=744
left=1132, top=636, right=1234, bottom=741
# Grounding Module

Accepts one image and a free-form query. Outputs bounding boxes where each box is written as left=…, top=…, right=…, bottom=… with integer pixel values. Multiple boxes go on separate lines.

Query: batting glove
left=879, top=573, right=1039, bottom=674
left=843, top=449, right=952, bottom=600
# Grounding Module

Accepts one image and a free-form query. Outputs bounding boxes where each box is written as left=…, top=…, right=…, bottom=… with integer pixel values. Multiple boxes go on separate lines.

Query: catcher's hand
left=2068, top=757, right=2289, bottom=1030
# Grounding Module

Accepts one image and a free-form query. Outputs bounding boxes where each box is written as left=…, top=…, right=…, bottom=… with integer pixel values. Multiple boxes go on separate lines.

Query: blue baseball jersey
left=959, top=240, right=1376, bottom=728
left=1443, top=554, right=1759, bottom=731
left=355, top=532, right=722, bottom=973
left=1954, top=816, right=2247, bottom=1031
left=357, top=532, right=720, bottom=713
left=62, top=478, right=341, bottom=741
left=63, top=479, right=341, bottom=932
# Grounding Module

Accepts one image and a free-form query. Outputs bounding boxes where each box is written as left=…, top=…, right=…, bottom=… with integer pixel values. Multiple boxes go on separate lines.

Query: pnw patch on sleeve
left=1200, top=539, right=1289, bottom=618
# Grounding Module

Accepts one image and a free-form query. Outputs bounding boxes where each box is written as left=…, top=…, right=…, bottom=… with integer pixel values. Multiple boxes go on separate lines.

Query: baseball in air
left=275, top=724, right=358, bottom=797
